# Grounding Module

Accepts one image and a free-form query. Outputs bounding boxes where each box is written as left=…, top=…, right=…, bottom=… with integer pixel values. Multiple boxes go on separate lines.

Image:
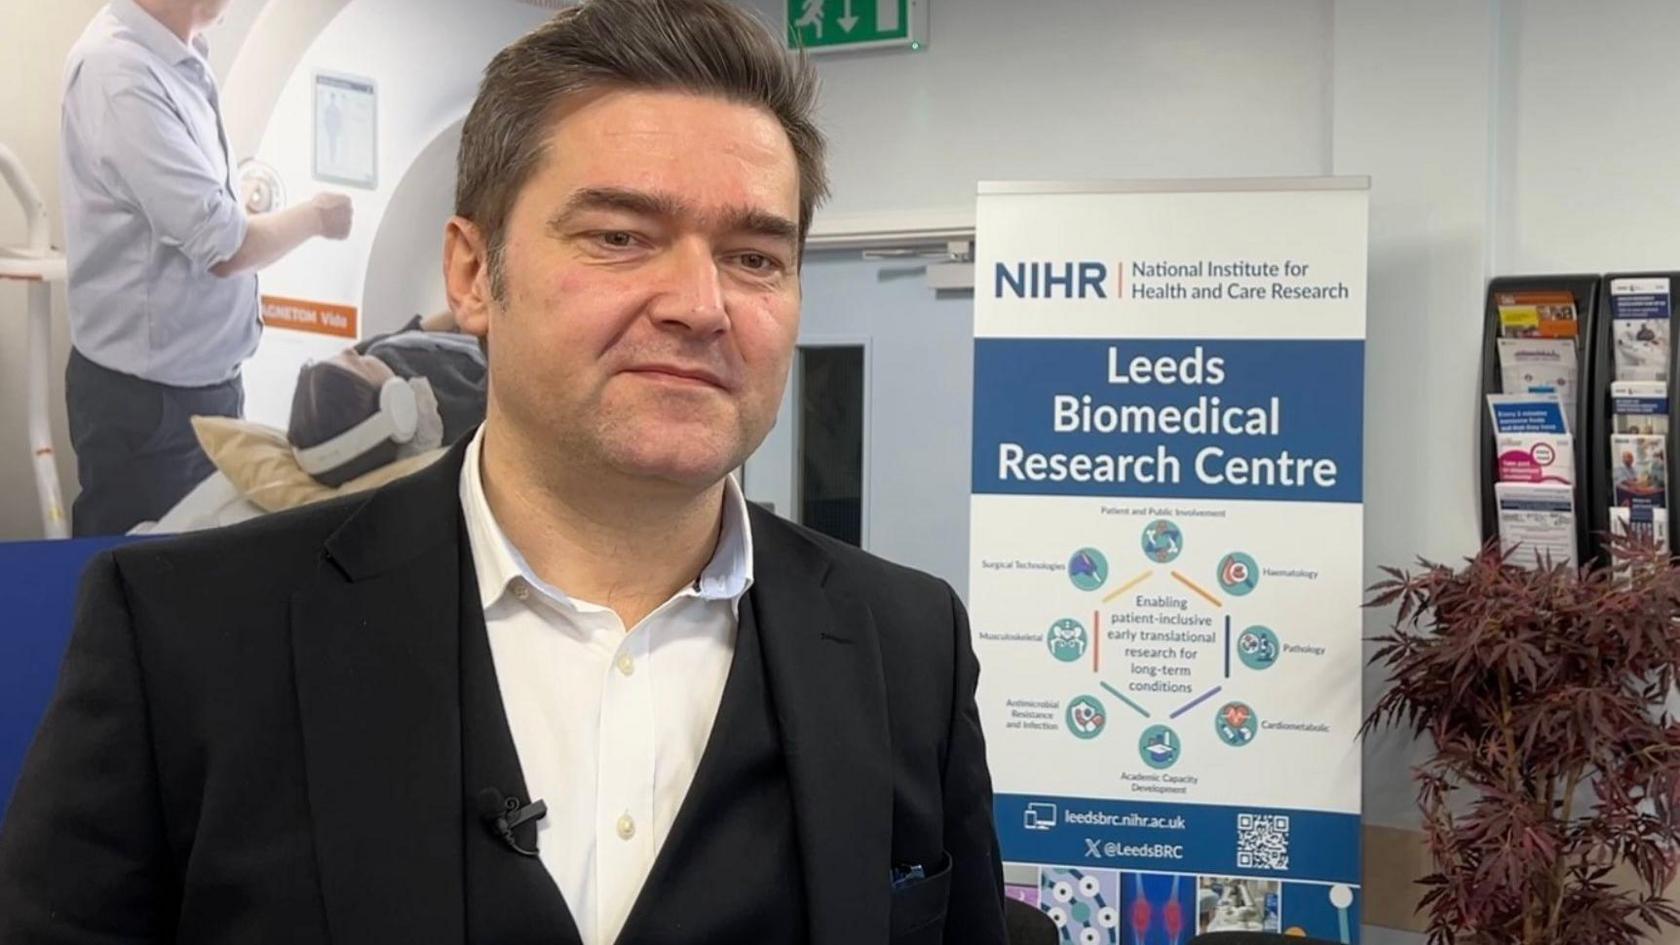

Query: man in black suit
left=0, top=1, right=1007, bottom=943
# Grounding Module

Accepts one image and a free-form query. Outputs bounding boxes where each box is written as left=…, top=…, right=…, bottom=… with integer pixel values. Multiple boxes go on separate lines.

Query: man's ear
left=444, top=216, right=494, bottom=343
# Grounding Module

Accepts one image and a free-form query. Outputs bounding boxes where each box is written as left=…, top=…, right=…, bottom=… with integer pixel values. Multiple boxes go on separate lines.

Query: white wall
left=1331, top=0, right=1501, bottom=836
left=1499, top=0, right=1680, bottom=273
left=746, top=0, right=1333, bottom=218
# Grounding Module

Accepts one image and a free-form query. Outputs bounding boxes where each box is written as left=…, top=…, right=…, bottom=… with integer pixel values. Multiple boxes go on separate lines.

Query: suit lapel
left=750, top=508, right=893, bottom=945
left=291, top=445, right=471, bottom=945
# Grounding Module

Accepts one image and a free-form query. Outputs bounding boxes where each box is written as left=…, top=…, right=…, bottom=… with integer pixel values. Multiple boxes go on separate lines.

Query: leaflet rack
left=1477, top=274, right=1602, bottom=564
left=1587, top=271, right=1679, bottom=557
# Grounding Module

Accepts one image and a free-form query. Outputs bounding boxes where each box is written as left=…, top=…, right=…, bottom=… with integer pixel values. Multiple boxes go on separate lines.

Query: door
left=743, top=249, right=975, bottom=597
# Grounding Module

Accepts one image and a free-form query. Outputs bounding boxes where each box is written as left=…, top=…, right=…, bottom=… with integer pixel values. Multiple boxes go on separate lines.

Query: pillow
left=191, top=415, right=447, bottom=514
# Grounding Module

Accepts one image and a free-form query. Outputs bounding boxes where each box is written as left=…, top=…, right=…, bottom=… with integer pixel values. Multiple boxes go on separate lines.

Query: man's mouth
left=623, top=364, right=731, bottom=390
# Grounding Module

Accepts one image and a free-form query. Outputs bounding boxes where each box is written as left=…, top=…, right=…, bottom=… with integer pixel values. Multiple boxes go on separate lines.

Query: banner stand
left=970, top=178, right=1369, bottom=942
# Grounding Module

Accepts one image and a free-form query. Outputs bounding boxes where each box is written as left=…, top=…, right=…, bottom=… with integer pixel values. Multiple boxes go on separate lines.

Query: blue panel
left=996, top=792, right=1361, bottom=886
left=1281, top=880, right=1361, bottom=944
left=0, top=537, right=139, bottom=810
left=973, top=338, right=1365, bottom=503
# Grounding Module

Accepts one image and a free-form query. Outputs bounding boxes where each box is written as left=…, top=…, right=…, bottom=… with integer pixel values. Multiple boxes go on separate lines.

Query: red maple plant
left=1362, top=540, right=1680, bottom=945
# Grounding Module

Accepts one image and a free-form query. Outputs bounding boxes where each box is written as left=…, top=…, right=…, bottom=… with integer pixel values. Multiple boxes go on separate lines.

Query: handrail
left=0, top=143, right=51, bottom=255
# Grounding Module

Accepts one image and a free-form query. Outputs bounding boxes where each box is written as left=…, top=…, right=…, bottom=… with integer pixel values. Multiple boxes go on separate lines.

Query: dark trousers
left=65, top=349, right=243, bottom=537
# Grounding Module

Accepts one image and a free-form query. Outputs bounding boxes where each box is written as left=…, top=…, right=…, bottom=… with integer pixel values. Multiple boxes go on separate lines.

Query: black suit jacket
left=0, top=439, right=1007, bottom=945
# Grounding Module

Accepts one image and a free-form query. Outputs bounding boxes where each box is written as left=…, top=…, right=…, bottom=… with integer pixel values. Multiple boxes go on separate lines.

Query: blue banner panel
left=1, top=537, right=138, bottom=809
left=973, top=338, right=1365, bottom=503
left=996, top=792, right=1360, bottom=885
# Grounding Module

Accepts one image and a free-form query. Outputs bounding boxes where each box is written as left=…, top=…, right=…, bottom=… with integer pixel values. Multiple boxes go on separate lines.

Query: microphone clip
left=479, top=789, right=547, bottom=858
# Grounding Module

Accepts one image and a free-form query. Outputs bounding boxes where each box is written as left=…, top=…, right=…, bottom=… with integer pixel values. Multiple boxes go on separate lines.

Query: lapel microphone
left=476, top=788, right=547, bottom=857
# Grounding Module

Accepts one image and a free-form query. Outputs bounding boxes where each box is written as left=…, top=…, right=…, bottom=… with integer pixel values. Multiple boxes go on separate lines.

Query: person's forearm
left=210, top=201, right=324, bottom=277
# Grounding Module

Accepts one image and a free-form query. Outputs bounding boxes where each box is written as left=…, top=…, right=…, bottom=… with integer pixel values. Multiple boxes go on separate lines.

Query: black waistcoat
left=460, top=580, right=808, bottom=945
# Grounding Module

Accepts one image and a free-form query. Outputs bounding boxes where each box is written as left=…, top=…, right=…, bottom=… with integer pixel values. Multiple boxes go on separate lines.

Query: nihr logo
left=994, top=261, right=1119, bottom=300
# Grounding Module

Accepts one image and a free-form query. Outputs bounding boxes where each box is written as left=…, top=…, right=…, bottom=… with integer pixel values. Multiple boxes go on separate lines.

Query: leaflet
left=1610, top=277, right=1671, bottom=382
left=1497, top=338, right=1578, bottom=417
left=1495, top=483, right=1577, bottom=569
left=1487, top=392, right=1570, bottom=435
left=1495, top=434, right=1574, bottom=485
left=1611, top=433, right=1668, bottom=513
left=1496, top=290, right=1579, bottom=340
left=1611, top=380, right=1669, bottom=436
left=1611, top=506, right=1669, bottom=554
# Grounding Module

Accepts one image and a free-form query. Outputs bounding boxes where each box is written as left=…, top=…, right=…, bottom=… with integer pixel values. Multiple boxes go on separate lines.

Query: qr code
left=1237, top=813, right=1290, bottom=871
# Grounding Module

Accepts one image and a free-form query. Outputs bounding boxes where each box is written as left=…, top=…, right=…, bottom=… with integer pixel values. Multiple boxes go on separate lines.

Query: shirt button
left=512, top=581, right=530, bottom=602
left=616, top=813, right=636, bottom=840
left=616, top=654, right=635, bottom=676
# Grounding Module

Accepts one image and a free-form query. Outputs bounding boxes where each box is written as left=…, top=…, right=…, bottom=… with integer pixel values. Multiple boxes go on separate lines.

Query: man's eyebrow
left=548, top=187, right=798, bottom=247
left=720, top=207, right=799, bottom=246
left=548, top=187, right=682, bottom=232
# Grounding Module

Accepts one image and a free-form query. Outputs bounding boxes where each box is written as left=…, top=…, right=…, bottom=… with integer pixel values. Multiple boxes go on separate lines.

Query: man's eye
left=738, top=253, right=780, bottom=273
left=596, top=232, right=636, bottom=249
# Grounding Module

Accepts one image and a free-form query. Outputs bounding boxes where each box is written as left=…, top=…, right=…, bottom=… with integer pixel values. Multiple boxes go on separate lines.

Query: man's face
left=328, top=350, right=395, bottom=388
left=188, top=0, right=232, bottom=28
left=476, top=88, right=802, bottom=488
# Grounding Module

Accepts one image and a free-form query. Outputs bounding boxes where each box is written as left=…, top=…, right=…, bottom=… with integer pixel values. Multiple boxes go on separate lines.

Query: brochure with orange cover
left=1496, top=290, right=1579, bottom=339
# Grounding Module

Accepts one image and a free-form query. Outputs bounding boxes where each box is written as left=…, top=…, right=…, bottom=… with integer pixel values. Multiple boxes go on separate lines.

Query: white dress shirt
left=60, top=0, right=259, bottom=386
left=458, top=429, right=752, bottom=945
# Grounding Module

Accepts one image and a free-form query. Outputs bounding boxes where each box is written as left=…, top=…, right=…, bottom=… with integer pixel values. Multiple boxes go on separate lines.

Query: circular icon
left=1216, top=552, right=1260, bottom=597
left=1053, top=881, right=1074, bottom=904
left=1214, top=701, right=1258, bottom=747
left=1329, top=884, right=1355, bottom=909
left=1237, top=626, right=1281, bottom=671
left=1532, top=442, right=1557, bottom=466
left=1046, top=619, right=1089, bottom=662
left=1047, top=907, right=1068, bottom=928
left=1097, top=906, right=1119, bottom=929
left=1081, top=930, right=1101, bottom=945
left=1066, top=695, right=1107, bottom=740
left=236, top=158, right=285, bottom=215
left=1068, top=548, right=1109, bottom=591
left=1079, top=875, right=1101, bottom=897
left=1138, top=724, right=1181, bottom=769
left=1140, top=519, right=1183, bottom=563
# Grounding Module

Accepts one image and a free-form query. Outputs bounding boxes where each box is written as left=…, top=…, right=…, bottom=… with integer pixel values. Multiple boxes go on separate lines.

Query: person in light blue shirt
left=60, top=0, right=354, bottom=536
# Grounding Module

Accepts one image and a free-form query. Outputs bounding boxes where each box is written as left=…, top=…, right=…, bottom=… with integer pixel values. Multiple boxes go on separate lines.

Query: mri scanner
left=19, top=0, right=976, bottom=591
left=224, top=0, right=559, bottom=427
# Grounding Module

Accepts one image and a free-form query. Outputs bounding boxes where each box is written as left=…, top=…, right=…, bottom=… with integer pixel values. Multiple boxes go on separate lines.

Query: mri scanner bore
left=232, top=0, right=556, bottom=430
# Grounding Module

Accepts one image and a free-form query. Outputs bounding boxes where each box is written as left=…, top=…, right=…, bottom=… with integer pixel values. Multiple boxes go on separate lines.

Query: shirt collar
left=110, top=0, right=212, bottom=69
left=459, top=427, right=755, bottom=615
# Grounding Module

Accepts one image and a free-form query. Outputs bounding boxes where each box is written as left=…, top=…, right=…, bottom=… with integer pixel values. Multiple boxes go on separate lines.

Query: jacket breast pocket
left=890, top=851, right=953, bottom=943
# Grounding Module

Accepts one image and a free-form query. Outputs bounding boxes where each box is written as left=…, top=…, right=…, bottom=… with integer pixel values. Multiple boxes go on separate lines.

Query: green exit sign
left=786, top=0, right=925, bottom=54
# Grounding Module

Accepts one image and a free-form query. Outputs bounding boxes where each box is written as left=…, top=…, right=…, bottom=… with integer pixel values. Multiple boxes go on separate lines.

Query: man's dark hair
left=287, top=362, right=398, bottom=487
left=456, top=0, right=829, bottom=300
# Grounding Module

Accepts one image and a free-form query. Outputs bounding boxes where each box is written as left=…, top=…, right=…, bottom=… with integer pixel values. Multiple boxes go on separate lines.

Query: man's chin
left=605, top=444, right=741, bottom=491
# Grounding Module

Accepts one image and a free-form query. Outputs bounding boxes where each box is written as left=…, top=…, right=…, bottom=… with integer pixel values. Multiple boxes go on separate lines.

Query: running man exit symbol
left=787, top=0, right=922, bottom=53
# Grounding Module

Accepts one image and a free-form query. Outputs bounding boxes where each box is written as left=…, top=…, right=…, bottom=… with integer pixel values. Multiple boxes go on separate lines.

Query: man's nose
left=647, top=238, right=728, bottom=336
